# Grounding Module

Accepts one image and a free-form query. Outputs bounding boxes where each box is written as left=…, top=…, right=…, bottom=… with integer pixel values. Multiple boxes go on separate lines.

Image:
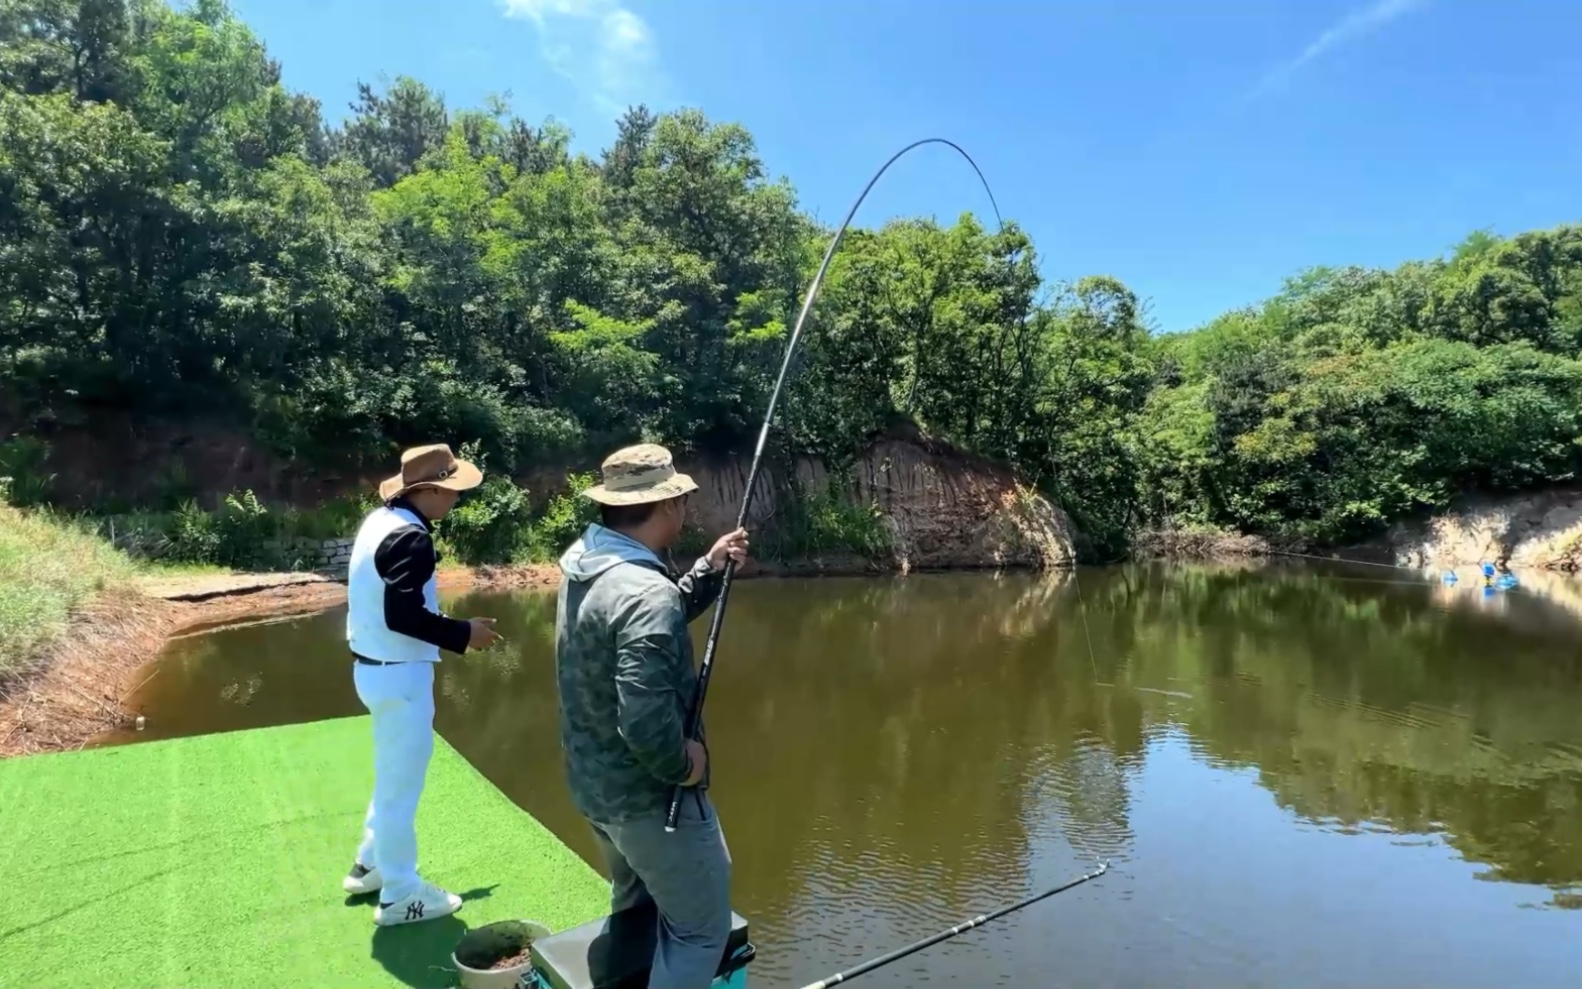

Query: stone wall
left=264, top=536, right=355, bottom=577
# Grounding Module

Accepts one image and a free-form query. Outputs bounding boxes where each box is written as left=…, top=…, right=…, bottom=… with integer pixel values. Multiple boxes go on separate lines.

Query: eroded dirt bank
left=23, top=414, right=1078, bottom=572
left=1365, top=486, right=1582, bottom=572
left=1134, top=488, right=1582, bottom=573
left=0, top=566, right=537, bottom=757
left=0, top=579, right=346, bottom=757
left=1, top=430, right=1075, bottom=758
left=680, top=427, right=1076, bottom=572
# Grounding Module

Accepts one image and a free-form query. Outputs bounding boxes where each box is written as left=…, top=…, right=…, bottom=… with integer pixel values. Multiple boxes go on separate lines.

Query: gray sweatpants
left=587, top=792, right=733, bottom=989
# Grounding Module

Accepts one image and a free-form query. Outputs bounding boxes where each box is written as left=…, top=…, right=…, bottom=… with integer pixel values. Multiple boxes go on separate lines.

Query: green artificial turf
left=0, top=717, right=610, bottom=989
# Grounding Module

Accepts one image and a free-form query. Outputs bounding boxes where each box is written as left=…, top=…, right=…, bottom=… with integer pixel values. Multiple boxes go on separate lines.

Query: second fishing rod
left=664, top=136, right=1008, bottom=831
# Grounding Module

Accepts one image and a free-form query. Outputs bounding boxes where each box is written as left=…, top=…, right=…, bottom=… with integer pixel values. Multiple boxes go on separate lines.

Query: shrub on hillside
left=524, top=471, right=599, bottom=562
left=765, top=479, right=892, bottom=563
left=439, top=475, right=534, bottom=566
left=103, top=490, right=377, bottom=571
left=0, top=436, right=55, bottom=508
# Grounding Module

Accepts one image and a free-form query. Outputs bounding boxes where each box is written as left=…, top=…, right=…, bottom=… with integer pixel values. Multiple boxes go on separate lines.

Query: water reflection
left=119, top=564, right=1582, bottom=986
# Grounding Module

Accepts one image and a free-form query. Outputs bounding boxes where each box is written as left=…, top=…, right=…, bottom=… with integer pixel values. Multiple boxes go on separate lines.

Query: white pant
left=352, top=660, right=436, bottom=904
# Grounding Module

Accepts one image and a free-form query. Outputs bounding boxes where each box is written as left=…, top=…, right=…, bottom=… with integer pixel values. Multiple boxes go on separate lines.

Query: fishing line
left=1072, top=561, right=1110, bottom=688
left=666, top=137, right=1013, bottom=832
left=1045, top=476, right=1107, bottom=689
left=1264, top=548, right=1444, bottom=572
left=1262, top=548, right=1525, bottom=594
left=795, top=860, right=1111, bottom=989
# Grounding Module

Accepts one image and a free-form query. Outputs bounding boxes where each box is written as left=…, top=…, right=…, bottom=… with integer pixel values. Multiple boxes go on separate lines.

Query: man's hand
left=681, top=739, right=708, bottom=786
left=467, top=617, right=501, bottom=650
left=706, top=527, right=750, bottom=572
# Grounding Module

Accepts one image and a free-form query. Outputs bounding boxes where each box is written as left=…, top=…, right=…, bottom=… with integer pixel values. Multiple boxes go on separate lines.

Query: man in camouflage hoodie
left=555, top=443, right=749, bottom=989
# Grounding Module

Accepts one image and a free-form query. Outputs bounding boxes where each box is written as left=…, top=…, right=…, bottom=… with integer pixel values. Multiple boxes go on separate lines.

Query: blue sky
left=230, top=0, right=1580, bottom=333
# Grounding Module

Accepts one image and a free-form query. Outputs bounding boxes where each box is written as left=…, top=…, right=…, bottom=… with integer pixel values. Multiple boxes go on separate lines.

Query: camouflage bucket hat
left=581, top=443, right=699, bottom=506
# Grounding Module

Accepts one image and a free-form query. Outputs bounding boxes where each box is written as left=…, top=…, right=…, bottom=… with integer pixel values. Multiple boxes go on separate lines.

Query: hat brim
left=581, top=472, right=698, bottom=506
left=378, top=458, right=484, bottom=501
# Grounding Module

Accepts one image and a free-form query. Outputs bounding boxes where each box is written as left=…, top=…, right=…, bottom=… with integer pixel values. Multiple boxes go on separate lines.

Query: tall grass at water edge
left=0, top=496, right=140, bottom=681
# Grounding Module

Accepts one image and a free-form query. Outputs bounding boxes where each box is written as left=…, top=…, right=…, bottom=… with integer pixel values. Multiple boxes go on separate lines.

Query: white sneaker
left=343, top=862, right=383, bottom=895
left=375, top=881, right=462, bottom=926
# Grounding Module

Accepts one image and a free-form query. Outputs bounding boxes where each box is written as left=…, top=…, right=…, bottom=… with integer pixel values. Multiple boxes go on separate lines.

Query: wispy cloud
left=498, top=0, right=666, bottom=117
left=1248, top=0, right=1431, bottom=99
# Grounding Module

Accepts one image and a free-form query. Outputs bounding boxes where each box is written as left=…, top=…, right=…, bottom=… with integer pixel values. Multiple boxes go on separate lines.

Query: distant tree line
left=3, top=0, right=1580, bottom=556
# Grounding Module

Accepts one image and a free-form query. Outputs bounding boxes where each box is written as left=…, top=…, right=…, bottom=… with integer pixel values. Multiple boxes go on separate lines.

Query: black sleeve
left=375, top=525, right=472, bottom=655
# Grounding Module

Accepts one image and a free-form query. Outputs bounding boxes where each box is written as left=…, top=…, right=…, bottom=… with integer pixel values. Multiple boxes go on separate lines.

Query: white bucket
left=452, top=919, right=552, bottom=989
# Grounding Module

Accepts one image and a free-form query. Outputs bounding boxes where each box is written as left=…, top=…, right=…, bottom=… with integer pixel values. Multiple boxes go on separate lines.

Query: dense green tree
left=4, top=0, right=1582, bottom=557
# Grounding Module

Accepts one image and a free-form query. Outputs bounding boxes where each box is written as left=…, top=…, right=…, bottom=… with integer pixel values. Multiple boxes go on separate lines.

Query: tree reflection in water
left=129, top=562, right=1582, bottom=985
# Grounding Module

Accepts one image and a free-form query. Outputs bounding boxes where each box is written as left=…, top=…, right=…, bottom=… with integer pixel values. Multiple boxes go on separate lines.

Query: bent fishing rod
left=796, top=859, right=1111, bottom=989
left=664, top=137, right=1008, bottom=831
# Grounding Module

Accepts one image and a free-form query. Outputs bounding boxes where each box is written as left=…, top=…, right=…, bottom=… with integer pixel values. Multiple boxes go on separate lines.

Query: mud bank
left=1134, top=488, right=1582, bottom=574
left=0, top=581, right=345, bottom=757
left=0, top=565, right=504, bottom=757
left=0, top=548, right=1042, bottom=758
left=1130, top=528, right=1276, bottom=561
left=1364, top=486, right=1582, bottom=572
left=1, top=426, right=1076, bottom=757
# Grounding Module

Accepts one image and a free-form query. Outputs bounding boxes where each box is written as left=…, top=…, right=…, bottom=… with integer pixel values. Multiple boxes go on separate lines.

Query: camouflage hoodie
left=555, top=523, right=724, bottom=823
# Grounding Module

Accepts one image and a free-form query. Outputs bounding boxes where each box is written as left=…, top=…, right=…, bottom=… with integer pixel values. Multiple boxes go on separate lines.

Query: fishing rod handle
left=664, top=559, right=739, bottom=832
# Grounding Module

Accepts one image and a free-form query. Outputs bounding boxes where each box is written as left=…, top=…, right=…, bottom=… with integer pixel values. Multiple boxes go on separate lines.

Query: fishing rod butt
left=796, top=860, right=1108, bottom=987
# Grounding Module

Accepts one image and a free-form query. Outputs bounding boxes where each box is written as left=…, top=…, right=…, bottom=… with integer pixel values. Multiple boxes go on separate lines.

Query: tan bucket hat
left=581, top=443, right=699, bottom=506
left=378, top=443, right=484, bottom=501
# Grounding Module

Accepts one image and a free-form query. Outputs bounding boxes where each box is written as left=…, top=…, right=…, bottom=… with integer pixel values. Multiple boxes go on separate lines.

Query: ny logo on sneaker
left=405, top=901, right=425, bottom=922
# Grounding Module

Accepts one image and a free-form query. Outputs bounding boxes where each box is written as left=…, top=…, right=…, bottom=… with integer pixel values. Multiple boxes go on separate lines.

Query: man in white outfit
left=341, top=443, right=501, bottom=926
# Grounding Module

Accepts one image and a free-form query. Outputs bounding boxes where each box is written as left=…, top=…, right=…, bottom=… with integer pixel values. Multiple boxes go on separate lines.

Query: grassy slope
left=0, top=501, right=140, bottom=680
left=0, top=499, right=239, bottom=682
left=0, top=716, right=609, bottom=989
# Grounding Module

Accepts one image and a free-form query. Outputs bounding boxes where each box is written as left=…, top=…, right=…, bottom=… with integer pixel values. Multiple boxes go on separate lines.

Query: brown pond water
left=115, top=562, right=1582, bottom=987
